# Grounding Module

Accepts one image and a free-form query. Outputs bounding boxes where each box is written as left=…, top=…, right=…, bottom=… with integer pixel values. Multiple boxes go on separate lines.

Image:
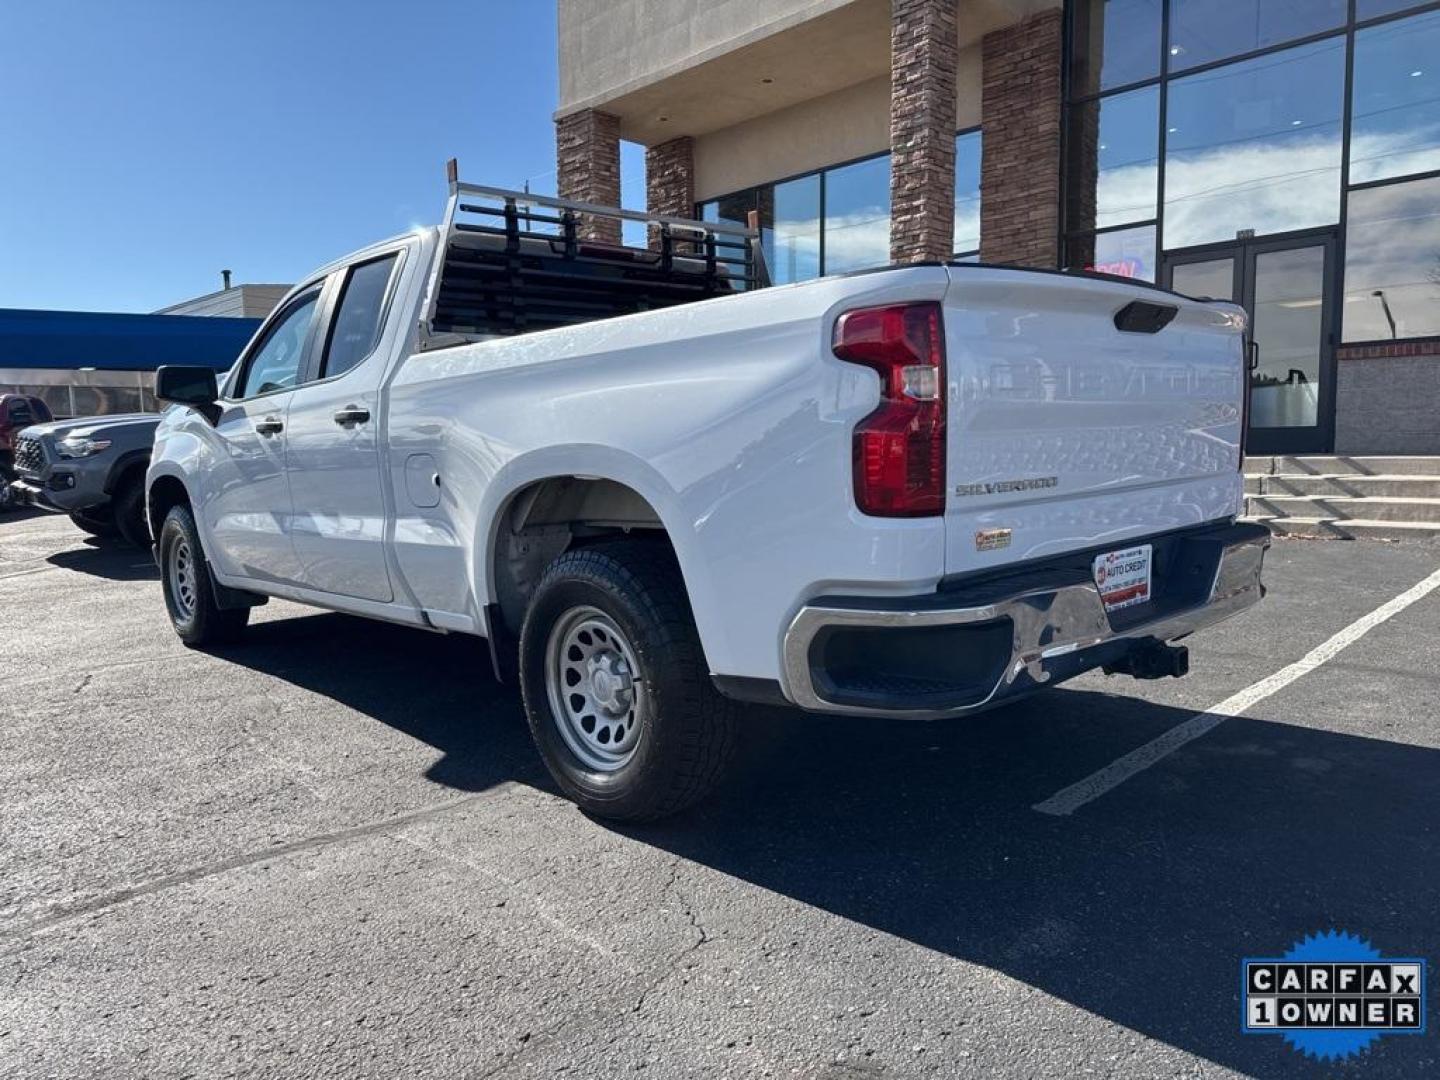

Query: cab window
left=321, top=253, right=399, bottom=379
left=235, top=291, right=320, bottom=399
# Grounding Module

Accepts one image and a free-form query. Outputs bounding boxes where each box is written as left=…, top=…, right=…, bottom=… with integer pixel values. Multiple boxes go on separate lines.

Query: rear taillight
left=832, top=301, right=946, bottom=517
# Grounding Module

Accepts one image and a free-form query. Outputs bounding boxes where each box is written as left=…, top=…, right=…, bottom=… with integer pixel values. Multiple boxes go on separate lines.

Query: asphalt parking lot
left=2, top=510, right=1437, bottom=1079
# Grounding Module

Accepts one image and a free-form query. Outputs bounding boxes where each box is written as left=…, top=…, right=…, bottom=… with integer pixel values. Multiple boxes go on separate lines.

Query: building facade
left=156, top=282, right=290, bottom=320
left=555, top=0, right=1440, bottom=454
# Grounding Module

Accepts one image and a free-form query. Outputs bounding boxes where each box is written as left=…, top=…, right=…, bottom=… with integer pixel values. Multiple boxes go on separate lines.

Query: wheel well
left=491, top=477, right=670, bottom=635
left=147, top=475, right=190, bottom=534
left=107, top=456, right=148, bottom=496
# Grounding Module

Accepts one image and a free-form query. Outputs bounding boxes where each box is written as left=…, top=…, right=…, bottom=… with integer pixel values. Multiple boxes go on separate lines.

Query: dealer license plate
left=1093, top=544, right=1152, bottom=612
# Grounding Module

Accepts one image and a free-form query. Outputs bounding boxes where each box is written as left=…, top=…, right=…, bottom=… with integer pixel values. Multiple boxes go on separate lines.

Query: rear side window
left=322, top=254, right=398, bottom=379
left=32, top=398, right=52, bottom=421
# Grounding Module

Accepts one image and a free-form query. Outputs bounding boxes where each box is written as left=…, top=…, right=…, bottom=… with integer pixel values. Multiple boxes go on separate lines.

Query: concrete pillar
left=979, top=9, right=1064, bottom=267
left=889, top=0, right=959, bottom=264
left=555, top=108, right=622, bottom=244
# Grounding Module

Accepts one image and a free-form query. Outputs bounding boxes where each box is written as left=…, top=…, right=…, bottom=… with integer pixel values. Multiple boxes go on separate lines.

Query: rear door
left=283, top=247, right=405, bottom=602
left=204, top=286, right=324, bottom=584
left=940, top=267, right=1247, bottom=575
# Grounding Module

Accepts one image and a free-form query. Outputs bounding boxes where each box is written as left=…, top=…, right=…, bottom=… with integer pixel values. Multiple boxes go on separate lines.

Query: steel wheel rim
left=169, top=537, right=197, bottom=621
left=545, top=606, right=647, bottom=772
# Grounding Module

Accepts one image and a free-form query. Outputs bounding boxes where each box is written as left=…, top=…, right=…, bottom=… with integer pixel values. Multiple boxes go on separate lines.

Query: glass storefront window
left=954, top=130, right=982, bottom=255
left=1168, top=0, right=1346, bottom=72
left=1171, top=257, right=1237, bottom=301
left=1357, top=1, right=1436, bottom=20
left=1163, top=38, right=1345, bottom=247
left=766, top=175, right=820, bottom=283
left=1066, top=86, right=1158, bottom=233
left=702, top=137, right=985, bottom=280
left=1342, top=175, right=1440, bottom=341
left=1350, top=10, right=1440, bottom=184
left=823, top=155, right=889, bottom=275
left=1067, top=223, right=1157, bottom=281
left=699, top=192, right=755, bottom=228
left=1069, top=0, right=1161, bottom=96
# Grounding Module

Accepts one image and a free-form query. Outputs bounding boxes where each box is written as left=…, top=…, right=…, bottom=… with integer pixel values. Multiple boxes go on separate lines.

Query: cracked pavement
left=2, top=510, right=1439, bottom=1078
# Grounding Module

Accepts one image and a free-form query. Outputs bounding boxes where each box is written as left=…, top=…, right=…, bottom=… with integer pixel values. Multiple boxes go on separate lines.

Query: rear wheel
left=70, top=507, right=118, bottom=538
left=519, top=541, right=736, bottom=822
left=158, top=504, right=248, bottom=647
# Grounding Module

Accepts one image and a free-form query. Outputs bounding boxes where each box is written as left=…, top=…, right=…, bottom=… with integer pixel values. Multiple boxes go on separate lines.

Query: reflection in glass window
left=1171, top=256, right=1237, bottom=301
left=700, top=191, right=756, bottom=228
left=239, top=294, right=319, bottom=398
left=954, top=130, right=982, bottom=255
left=1066, top=86, right=1158, bottom=233
left=1350, top=11, right=1440, bottom=184
left=1168, top=0, right=1346, bottom=72
left=1357, top=0, right=1434, bottom=19
left=823, top=155, right=889, bottom=275
left=1342, top=176, right=1440, bottom=341
left=765, top=175, right=820, bottom=284
left=324, top=255, right=398, bottom=379
left=1163, top=39, right=1345, bottom=247
left=1069, top=0, right=1161, bottom=96
left=1250, top=245, right=1326, bottom=428
left=1067, top=223, right=1156, bottom=281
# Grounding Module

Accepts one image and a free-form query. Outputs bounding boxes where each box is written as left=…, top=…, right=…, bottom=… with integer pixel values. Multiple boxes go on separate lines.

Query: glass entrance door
left=1163, top=231, right=1337, bottom=454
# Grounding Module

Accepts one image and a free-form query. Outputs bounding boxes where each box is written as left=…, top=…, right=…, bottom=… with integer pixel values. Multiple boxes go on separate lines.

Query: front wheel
left=158, top=504, right=248, bottom=647
left=112, top=473, right=150, bottom=548
left=519, top=541, right=736, bottom=822
left=70, top=507, right=118, bottom=538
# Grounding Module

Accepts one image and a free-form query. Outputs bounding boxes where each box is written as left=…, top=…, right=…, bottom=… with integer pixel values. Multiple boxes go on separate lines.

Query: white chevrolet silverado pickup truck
left=147, top=168, right=1268, bottom=821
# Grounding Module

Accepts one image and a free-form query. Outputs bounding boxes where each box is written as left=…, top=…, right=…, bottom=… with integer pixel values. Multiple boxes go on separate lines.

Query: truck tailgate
left=941, top=267, right=1246, bottom=576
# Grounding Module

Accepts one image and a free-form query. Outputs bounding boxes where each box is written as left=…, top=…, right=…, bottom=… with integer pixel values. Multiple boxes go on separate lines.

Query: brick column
left=555, top=108, right=621, bottom=245
left=889, top=0, right=958, bottom=264
left=646, top=136, right=696, bottom=249
left=980, top=9, right=1064, bottom=267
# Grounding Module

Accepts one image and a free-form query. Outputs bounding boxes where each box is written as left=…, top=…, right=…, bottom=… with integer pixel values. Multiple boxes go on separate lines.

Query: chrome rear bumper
left=781, top=523, right=1269, bottom=719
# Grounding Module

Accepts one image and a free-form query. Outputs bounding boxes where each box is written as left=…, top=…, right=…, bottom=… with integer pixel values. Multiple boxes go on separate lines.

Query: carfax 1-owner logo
left=1243, top=930, right=1427, bottom=1061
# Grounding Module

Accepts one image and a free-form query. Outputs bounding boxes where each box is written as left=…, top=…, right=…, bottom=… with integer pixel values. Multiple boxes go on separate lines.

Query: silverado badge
left=954, top=476, right=1058, bottom=497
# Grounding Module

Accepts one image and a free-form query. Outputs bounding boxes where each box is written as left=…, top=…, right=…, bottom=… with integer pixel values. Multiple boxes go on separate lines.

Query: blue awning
left=0, top=307, right=260, bottom=371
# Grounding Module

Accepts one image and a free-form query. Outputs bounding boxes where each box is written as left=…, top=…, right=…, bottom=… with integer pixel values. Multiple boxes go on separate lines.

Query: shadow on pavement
left=219, top=609, right=1439, bottom=1079
left=47, top=537, right=157, bottom=580
left=219, top=611, right=544, bottom=792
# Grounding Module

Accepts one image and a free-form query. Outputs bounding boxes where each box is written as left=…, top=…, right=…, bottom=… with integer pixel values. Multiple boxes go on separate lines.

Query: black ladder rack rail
left=425, top=168, right=769, bottom=339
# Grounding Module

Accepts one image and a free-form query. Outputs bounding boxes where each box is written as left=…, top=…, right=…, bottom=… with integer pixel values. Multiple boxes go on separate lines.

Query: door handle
left=254, top=416, right=284, bottom=436
left=333, top=406, right=371, bottom=428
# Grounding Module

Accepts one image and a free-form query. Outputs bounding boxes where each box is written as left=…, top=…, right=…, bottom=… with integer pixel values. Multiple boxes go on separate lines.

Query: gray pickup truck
left=8, top=412, right=160, bottom=546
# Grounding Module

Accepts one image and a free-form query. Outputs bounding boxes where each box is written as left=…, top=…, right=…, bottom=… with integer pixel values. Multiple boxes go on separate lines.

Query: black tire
left=111, top=472, right=150, bottom=548
left=158, top=504, right=248, bottom=647
left=519, top=540, right=737, bottom=822
left=70, top=507, right=118, bottom=538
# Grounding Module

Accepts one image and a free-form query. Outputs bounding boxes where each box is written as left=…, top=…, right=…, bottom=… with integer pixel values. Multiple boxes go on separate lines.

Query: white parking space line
left=1034, top=563, right=1440, bottom=817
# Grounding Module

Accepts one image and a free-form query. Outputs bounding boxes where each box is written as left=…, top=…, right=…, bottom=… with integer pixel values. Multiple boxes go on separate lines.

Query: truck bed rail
left=424, top=160, right=769, bottom=341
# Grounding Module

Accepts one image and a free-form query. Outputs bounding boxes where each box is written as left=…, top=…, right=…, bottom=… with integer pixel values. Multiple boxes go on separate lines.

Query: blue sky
left=0, top=0, right=644, bottom=313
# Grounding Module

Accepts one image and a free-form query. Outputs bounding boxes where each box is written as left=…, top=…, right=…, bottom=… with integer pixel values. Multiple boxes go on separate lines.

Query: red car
left=0, top=393, right=54, bottom=479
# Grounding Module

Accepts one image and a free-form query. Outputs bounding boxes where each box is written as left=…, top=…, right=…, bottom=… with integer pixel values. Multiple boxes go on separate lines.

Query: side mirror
left=154, top=365, right=220, bottom=424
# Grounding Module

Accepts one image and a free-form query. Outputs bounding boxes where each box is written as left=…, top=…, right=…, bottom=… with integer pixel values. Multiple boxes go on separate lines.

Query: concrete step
left=1244, top=474, right=1440, bottom=498
left=1244, top=455, right=1440, bottom=477
left=1246, top=494, right=1440, bottom=523
left=1248, top=516, right=1440, bottom=542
